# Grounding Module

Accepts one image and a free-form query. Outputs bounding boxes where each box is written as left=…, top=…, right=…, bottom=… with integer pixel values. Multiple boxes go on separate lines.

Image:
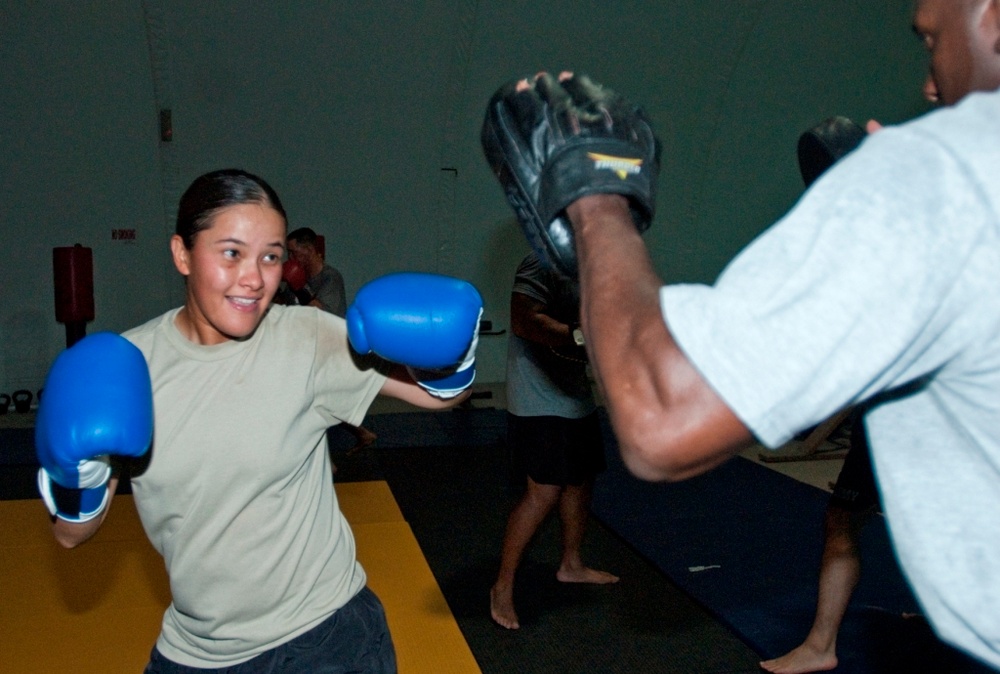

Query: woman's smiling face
left=171, top=202, right=287, bottom=345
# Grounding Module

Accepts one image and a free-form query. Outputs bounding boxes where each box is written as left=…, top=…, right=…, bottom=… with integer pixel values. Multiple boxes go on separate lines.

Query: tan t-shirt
left=124, top=304, right=386, bottom=667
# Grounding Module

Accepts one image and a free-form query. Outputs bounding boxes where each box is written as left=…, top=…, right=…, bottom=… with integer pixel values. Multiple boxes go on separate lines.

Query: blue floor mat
left=591, top=431, right=993, bottom=673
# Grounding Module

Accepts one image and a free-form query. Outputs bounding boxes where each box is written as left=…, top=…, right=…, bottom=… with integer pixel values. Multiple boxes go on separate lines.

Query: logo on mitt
left=587, top=152, right=644, bottom=179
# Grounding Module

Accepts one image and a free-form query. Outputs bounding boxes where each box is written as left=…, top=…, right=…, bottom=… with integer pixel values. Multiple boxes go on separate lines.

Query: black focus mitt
left=481, top=72, right=661, bottom=278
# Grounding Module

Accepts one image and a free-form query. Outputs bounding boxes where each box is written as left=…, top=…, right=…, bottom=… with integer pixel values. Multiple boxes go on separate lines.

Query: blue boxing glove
left=36, top=332, right=153, bottom=522
left=347, top=272, right=483, bottom=399
left=406, top=323, right=480, bottom=399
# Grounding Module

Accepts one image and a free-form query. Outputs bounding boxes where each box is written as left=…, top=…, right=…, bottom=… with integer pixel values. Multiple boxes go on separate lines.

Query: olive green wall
left=0, top=1, right=928, bottom=394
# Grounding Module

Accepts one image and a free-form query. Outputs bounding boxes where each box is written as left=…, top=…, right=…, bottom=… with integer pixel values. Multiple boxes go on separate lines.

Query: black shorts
left=829, top=411, right=881, bottom=513
left=506, top=412, right=606, bottom=487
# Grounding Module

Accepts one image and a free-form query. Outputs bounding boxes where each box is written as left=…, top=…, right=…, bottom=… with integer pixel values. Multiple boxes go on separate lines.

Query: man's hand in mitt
left=481, top=72, right=660, bottom=278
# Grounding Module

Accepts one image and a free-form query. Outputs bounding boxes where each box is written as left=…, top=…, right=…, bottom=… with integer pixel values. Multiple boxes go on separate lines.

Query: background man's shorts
left=829, top=410, right=881, bottom=513
left=506, top=411, right=605, bottom=487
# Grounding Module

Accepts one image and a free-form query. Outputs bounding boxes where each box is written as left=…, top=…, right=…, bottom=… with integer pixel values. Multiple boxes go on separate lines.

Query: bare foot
left=490, top=583, right=519, bottom=629
left=556, top=566, right=620, bottom=584
left=759, top=643, right=837, bottom=673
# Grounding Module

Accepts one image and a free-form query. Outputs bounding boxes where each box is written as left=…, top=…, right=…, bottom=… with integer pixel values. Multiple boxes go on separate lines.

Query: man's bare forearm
left=568, top=195, right=751, bottom=480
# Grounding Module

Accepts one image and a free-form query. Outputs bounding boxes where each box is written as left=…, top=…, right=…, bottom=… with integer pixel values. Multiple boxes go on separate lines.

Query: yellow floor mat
left=0, top=482, right=479, bottom=673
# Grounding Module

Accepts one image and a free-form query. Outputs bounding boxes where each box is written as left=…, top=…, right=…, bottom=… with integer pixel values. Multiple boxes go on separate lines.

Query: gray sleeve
left=661, top=126, right=992, bottom=447
left=511, top=253, right=552, bottom=306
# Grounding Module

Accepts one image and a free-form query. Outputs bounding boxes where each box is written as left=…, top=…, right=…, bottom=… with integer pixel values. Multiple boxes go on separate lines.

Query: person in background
left=490, top=251, right=618, bottom=630
left=285, top=226, right=378, bottom=453
left=761, top=117, right=890, bottom=674
left=284, top=227, right=347, bottom=316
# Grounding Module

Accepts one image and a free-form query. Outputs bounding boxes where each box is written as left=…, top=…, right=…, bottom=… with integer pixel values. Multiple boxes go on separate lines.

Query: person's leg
left=760, top=505, right=868, bottom=673
left=761, top=410, right=878, bottom=674
left=552, top=412, right=617, bottom=585
left=555, top=481, right=619, bottom=585
left=490, top=476, right=561, bottom=629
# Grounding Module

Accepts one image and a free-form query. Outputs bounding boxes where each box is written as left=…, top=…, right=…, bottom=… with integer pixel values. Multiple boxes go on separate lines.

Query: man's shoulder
left=903, top=88, right=1000, bottom=154
left=309, top=264, right=344, bottom=288
left=319, top=264, right=344, bottom=281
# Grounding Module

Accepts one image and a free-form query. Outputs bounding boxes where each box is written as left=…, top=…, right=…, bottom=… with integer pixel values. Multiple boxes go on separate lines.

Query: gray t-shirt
left=308, top=264, right=347, bottom=318
left=506, top=253, right=595, bottom=419
left=660, top=90, right=1000, bottom=668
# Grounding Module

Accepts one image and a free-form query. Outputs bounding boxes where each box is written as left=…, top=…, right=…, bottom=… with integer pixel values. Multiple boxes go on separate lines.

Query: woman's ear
left=170, top=235, right=192, bottom=276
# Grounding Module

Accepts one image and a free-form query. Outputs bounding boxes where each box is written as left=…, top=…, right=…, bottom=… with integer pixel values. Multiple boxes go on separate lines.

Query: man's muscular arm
left=481, top=70, right=751, bottom=479
left=569, top=194, right=752, bottom=481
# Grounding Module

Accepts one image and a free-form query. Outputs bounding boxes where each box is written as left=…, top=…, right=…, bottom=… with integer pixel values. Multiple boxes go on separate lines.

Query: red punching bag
left=53, top=244, right=94, bottom=346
